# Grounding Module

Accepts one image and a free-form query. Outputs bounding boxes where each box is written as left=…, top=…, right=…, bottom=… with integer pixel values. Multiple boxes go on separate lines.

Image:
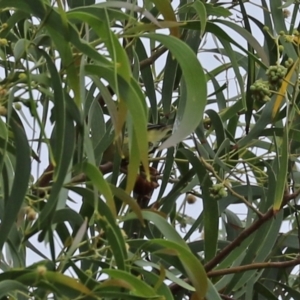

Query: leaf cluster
left=0, top=0, right=300, bottom=299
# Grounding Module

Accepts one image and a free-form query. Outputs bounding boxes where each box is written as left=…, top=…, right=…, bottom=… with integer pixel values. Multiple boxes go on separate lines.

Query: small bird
left=102, top=124, right=173, bottom=163
left=143, top=124, right=173, bottom=155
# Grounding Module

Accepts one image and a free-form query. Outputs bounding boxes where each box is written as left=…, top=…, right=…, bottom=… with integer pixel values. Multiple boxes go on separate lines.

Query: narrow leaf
left=142, top=34, right=206, bottom=149
left=0, top=119, right=30, bottom=251
left=82, top=162, right=116, bottom=218
left=150, top=0, right=180, bottom=37
left=273, top=127, right=289, bottom=211
left=149, top=239, right=208, bottom=299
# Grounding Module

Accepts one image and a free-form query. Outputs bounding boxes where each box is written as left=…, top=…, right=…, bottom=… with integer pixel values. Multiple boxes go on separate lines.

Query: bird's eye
left=166, top=129, right=172, bottom=136
left=148, top=142, right=154, bottom=150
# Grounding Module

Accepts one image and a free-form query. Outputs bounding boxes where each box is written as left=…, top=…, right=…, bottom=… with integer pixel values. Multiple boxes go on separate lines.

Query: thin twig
left=207, top=257, right=300, bottom=277
left=205, top=190, right=300, bottom=272
left=199, top=157, right=264, bottom=218
left=169, top=190, right=300, bottom=295
left=140, top=46, right=168, bottom=70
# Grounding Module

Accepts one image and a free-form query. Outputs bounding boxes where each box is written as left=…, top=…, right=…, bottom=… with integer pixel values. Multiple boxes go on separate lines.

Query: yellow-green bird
left=102, top=124, right=173, bottom=163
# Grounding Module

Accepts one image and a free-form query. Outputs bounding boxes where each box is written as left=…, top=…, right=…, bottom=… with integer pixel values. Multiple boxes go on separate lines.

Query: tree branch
left=140, top=46, right=168, bottom=70
left=169, top=190, right=300, bottom=295
left=207, top=257, right=300, bottom=277
left=204, top=190, right=300, bottom=272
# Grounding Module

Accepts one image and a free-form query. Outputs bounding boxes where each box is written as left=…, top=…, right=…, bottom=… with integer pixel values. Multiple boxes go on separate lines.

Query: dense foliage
left=0, top=0, right=300, bottom=299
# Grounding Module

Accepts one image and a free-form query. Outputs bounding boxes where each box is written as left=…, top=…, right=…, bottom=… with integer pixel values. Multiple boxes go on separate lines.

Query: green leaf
left=67, top=8, right=131, bottom=82
left=193, top=0, right=207, bottom=38
left=125, top=210, right=189, bottom=248
left=28, top=49, right=75, bottom=236
left=69, top=186, right=128, bottom=271
left=254, top=282, right=279, bottom=300
left=0, top=119, right=30, bottom=251
left=213, top=19, right=269, bottom=66
left=273, top=125, right=288, bottom=211
left=136, top=38, right=158, bottom=122
left=204, top=3, right=231, bottom=18
left=270, top=0, right=297, bottom=59
left=233, top=211, right=283, bottom=290
left=272, top=58, right=299, bottom=119
left=206, top=279, right=222, bottom=300
left=0, top=280, right=28, bottom=298
left=109, top=185, right=144, bottom=226
left=102, top=269, right=157, bottom=297
left=142, top=33, right=207, bottom=149
left=148, top=239, right=208, bottom=299
left=149, top=0, right=179, bottom=37
left=17, top=270, right=94, bottom=297
left=85, top=64, right=150, bottom=178
left=13, top=38, right=30, bottom=61
left=138, top=269, right=174, bottom=300
left=180, top=149, right=219, bottom=261
left=67, top=0, right=95, bottom=8
left=161, top=51, right=179, bottom=117
left=82, top=162, right=116, bottom=218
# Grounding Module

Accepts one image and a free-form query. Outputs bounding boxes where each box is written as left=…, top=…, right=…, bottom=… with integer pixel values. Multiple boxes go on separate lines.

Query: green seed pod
left=14, top=103, right=22, bottom=110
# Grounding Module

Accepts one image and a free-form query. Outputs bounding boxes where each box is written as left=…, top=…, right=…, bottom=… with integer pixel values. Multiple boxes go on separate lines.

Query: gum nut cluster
left=250, top=80, right=272, bottom=102
left=266, top=65, right=287, bottom=90
left=284, top=57, right=294, bottom=68
left=209, top=183, right=227, bottom=199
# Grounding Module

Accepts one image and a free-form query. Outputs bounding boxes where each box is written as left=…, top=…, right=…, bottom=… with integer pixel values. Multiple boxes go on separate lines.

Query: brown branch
left=204, top=191, right=300, bottom=272
left=140, top=46, right=168, bottom=70
left=169, top=252, right=300, bottom=296
left=169, top=190, right=300, bottom=295
left=204, top=208, right=274, bottom=272
left=35, top=162, right=162, bottom=199
left=207, top=257, right=300, bottom=277
left=33, top=162, right=114, bottom=197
